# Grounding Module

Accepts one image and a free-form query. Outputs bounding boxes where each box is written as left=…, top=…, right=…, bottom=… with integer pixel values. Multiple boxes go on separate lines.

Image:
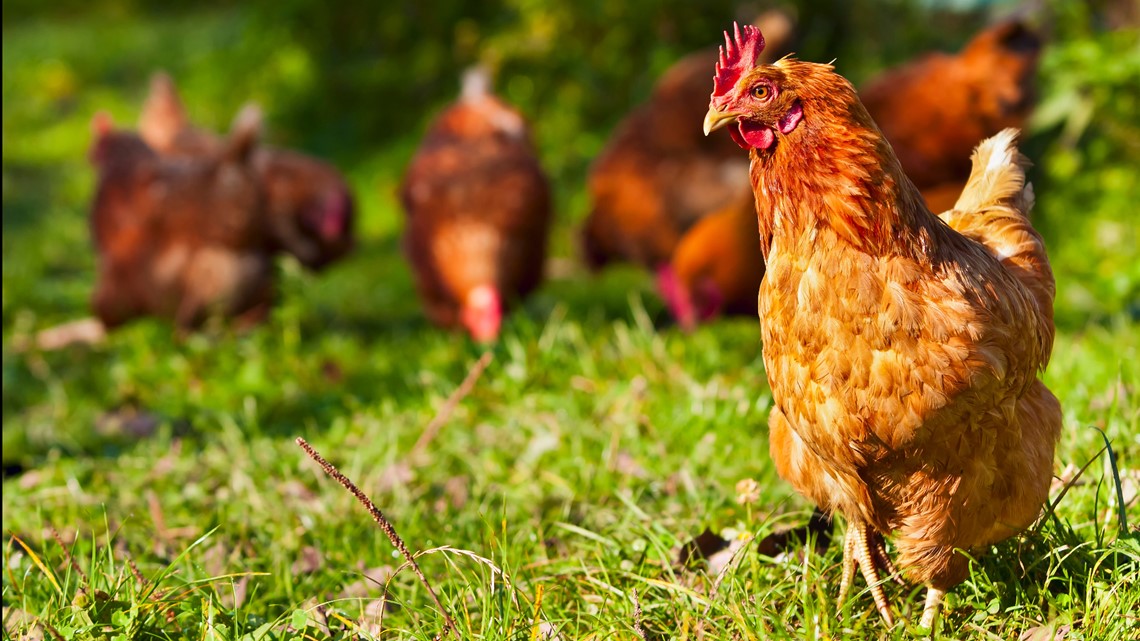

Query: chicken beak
left=703, top=107, right=739, bottom=135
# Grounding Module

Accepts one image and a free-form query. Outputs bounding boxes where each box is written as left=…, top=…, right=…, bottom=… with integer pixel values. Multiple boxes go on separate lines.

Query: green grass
left=3, top=6, right=1139, bottom=641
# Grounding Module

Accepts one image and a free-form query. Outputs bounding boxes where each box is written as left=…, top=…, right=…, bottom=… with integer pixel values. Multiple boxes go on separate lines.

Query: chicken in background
left=703, top=23, right=1059, bottom=627
left=579, top=9, right=796, bottom=272
left=400, top=67, right=552, bottom=342
left=659, top=19, right=1042, bottom=328
left=861, top=19, right=1042, bottom=199
left=89, top=108, right=274, bottom=330
left=138, top=73, right=355, bottom=271
left=657, top=190, right=763, bottom=331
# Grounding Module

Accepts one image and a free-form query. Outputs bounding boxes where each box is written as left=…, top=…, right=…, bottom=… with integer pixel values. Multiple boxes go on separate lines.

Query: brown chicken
left=399, top=67, right=552, bottom=342
left=138, top=73, right=355, bottom=270
left=89, top=109, right=273, bottom=329
left=861, top=20, right=1042, bottom=198
left=703, top=24, right=1060, bottom=627
left=660, top=20, right=1041, bottom=328
left=657, top=190, right=762, bottom=330
left=579, top=10, right=795, bottom=272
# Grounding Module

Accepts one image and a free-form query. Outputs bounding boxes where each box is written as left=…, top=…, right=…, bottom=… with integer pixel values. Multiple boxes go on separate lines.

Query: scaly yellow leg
left=837, top=521, right=896, bottom=626
left=919, top=587, right=945, bottom=629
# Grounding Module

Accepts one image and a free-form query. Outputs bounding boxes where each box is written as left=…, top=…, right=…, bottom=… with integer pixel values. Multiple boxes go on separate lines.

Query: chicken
left=657, top=190, right=763, bottom=330
left=89, top=108, right=274, bottom=330
left=860, top=20, right=1041, bottom=197
left=579, top=10, right=795, bottom=272
left=660, top=20, right=1041, bottom=328
left=703, top=24, right=1060, bottom=627
left=138, top=73, right=355, bottom=270
left=399, top=67, right=552, bottom=342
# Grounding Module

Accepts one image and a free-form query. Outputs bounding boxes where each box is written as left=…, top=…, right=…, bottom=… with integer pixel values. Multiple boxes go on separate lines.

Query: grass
left=3, top=6, right=1139, bottom=641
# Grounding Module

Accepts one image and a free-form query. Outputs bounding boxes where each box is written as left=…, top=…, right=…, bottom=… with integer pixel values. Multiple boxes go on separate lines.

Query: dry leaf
left=613, top=451, right=648, bottom=479
left=677, top=528, right=731, bottom=569
left=376, top=462, right=413, bottom=492
left=1019, top=623, right=1071, bottom=641
left=340, top=565, right=395, bottom=599
left=756, top=509, right=834, bottom=559
left=706, top=533, right=752, bottom=575
left=291, top=546, right=323, bottom=575
left=2, top=606, right=44, bottom=641
left=217, top=575, right=249, bottom=610
left=95, top=406, right=161, bottom=440
left=532, top=620, right=563, bottom=640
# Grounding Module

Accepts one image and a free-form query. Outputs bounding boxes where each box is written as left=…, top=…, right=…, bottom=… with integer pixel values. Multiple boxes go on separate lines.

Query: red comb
left=712, top=22, right=766, bottom=98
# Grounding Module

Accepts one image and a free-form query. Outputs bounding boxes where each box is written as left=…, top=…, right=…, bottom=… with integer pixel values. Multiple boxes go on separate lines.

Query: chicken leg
left=836, top=521, right=898, bottom=626
left=920, top=587, right=945, bottom=629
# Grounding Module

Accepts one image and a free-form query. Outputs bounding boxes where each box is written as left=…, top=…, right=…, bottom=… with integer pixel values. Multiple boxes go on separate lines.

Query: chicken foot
left=836, top=521, right=897, bottom=626
left=919, top=587, right=945, bottom=629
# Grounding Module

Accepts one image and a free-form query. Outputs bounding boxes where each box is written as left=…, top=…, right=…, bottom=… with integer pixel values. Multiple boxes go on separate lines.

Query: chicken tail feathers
left=942, top=128, right=1055, bottom=365
left=951, top=128, right=1033, bottom=216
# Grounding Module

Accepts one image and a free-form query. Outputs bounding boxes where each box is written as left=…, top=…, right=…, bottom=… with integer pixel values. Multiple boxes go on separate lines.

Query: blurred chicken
left=138, top=73, right=355, bottom=270
left=399, top=67, right=552, bottom=342
left=657, top=190, right=763, bottom=330
left=660, top=20, right=1041, bottom=327
left=861, top=19, right=1042, bottom=195
left=580, top=9, right=795, bottom=272
left=89, top=109, right=274, bottom=330
left=704, top=23, right=1059, bottom=627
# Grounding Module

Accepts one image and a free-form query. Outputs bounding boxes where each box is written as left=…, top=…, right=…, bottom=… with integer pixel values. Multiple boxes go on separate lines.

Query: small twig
left=296, top=437, right=460, bottom=639
left=631, top=587, right=646, bottom=640
left=49, top=526, right=87, bottom=586
left=411, top=352, right=493, bottom=456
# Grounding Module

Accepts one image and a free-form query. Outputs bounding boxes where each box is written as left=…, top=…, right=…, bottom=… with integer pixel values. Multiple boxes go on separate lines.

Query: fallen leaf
left=533, top=620, right=563, bottom=640
left=677, top=528, right=730, bottom=569
left=17, top=317, right=107, bottom=352
left=279, top=479, right=319, bottom=502
left=1119, top=468, right=1138, bottom=508
left=95, top=406, right=161, bottom=440
left=1019, top=622, right=1071, bottom=641
left=17, top=470, right=43, bottom=490
left=217, top=575, right=249, bottom=610
left=2, top=606, right=44, bottom=641
left=376, top=462, right=413, bottom=492
left=340, top=565, right=395, bottom=599
left=613, top=451, right=647, bottom=479
left=321, top=360, right=344, bottom=383
left=706, top=533, right=752, bottom=575
left=1050, top=463, right=1083, bottom=495
left=201, top=541, right=230, bottom=578
left=292, top=546, right=323, bottom=575
left=756, top=509, right=834, bottom=558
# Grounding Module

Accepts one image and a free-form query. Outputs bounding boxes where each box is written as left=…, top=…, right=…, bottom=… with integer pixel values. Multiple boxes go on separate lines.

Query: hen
left=89, top=109, right=273, bottom=330
left=660, top=20, right=1041, bottom=328
left=400, top=67, right=552, bottom=342
left=704, top=24, right=1060, bottom=627
left=580, top=10, right=794, bottom=272
left=860, top=20, right=1041, bottom=199
left=138, top=73, right=355, bottom=270
left=657, top=190, right=762, bottom=330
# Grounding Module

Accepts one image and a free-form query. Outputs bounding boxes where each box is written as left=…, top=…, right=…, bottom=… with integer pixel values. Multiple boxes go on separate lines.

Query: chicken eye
left=752, top=84, right=772, bottom=100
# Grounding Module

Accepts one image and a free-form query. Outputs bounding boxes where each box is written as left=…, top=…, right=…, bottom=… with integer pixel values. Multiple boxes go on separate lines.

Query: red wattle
left=728, top=125, right=751, bottom=150
left=739, top=120, right=775, bottom=149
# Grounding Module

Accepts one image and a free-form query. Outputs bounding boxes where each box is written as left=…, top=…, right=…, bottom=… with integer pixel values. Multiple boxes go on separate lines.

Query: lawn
left=3, top=3, right=1139, bottom=640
